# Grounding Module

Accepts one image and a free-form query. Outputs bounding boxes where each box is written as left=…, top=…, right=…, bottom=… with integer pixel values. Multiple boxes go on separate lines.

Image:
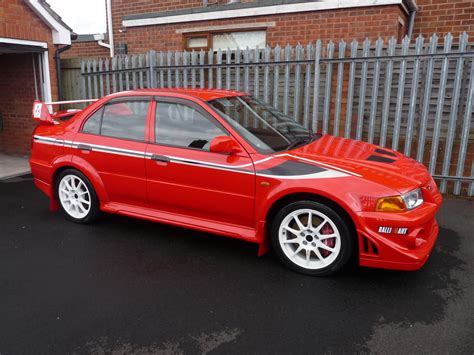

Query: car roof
left=108, top=88, right=247, bottom=102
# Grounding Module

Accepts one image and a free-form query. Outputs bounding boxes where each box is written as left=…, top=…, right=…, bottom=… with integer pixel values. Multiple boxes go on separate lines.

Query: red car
left=30, top=89, right=442, bottom=276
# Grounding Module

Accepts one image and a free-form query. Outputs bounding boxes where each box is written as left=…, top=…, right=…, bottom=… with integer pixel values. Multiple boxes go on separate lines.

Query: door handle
left=151, top=154, right=170, bottom=163
left=77, top=144, right=92, bottom=152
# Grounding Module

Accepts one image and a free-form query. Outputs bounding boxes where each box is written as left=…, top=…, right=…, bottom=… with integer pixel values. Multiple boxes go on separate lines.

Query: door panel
left=146, top=98, right=255, bottom=228
left=146, top=144, right=255, bottom=227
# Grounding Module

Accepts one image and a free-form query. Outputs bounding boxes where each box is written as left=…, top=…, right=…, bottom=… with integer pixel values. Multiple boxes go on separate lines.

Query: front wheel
left=271, top=201, right=354, bottom=276
left=56, top=169, right=100, bottom=224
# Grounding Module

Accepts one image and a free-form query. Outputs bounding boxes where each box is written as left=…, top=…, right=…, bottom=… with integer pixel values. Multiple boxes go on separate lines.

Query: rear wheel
left=271, top=201, right=354, bottom=276
left=56, top=169, right=100, bottom=224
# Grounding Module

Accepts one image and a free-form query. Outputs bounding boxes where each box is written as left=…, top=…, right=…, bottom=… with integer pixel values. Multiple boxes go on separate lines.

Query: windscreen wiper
left=285, top=133, right=319, bottom=151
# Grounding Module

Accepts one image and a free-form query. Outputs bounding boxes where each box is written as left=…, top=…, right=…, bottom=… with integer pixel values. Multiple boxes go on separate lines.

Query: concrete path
left=0, top=154, right=30, bottom=180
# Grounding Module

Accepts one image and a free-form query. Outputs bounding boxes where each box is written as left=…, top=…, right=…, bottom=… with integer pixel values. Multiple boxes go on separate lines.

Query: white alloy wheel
left=58, top=174, right=92, bottom=219
left=278, top=208, right=342, bottom=270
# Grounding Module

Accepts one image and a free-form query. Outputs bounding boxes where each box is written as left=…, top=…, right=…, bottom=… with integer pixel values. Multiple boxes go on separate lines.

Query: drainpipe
left=54, top=44, right=72, bottom=110
left=407, top=10, right=417, bottom=39
left=405, top=0, right=418, bottom=40
left=105, top=0, right=114, bottom=57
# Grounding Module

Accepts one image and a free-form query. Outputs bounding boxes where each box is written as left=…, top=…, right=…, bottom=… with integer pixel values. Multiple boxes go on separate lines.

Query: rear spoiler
left=32, top=99, right=99, bottom=125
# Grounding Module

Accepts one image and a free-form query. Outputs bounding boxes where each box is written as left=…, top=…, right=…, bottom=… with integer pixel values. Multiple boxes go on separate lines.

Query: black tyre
left=271, top=200, right=354, bottom=276
left=55, top=169, right=100, bottom=224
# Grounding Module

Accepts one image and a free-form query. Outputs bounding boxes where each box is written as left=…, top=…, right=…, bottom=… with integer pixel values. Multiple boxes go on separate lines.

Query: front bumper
left=356, top=200, right=441, bottom=271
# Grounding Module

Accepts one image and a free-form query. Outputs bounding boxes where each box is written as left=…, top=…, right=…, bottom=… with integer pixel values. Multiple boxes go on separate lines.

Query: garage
left=0, top=0, right=72, bottom=155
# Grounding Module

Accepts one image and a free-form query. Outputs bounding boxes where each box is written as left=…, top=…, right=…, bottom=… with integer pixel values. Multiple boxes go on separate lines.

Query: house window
left=186, top=34, right=211, bottom=50
left=212, top=31, right=266, bottom=50
left=184, top=30, right=266, bottom=51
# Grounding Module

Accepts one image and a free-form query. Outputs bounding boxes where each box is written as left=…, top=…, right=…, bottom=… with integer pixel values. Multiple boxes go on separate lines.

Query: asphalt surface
left=1, top=175, right=473, bottom=354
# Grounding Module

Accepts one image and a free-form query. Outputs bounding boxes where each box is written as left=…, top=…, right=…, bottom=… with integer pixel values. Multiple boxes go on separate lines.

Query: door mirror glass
left=210, top=136, right=242, bottom=155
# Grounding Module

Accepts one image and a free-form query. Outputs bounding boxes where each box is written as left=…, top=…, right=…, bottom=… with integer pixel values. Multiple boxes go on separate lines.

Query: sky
left=47, top=0, right=107, bottom=34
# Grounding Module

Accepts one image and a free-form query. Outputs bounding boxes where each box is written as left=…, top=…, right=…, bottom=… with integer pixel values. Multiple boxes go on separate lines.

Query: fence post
left=344, top=39, right=358, bottom=138
left=81, top=61, right=86, bottom=99
left=416, top=34, right=438, bottom=162
left=368, top=37, right=383, bottom=144
left=323, top=41, right=334, bottom=134
left=404, top=35, right=424, bottom=156
left=429, top=33, right=453, bottom=175
left=392, top=36, right=410, bottom=151
left=334, top=40, right=346, bottom=136
left=356, top=38, right=370, bottom=141
left=440, top=32, right=468, bottom=193
left=454, top=56, right=474, bottom=195
left=148, top=50, right=156, bottom=88
left=312, top=40, right=322, bottom=132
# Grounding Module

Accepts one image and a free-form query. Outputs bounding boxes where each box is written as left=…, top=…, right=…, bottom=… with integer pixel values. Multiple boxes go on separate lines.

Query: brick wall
left=413, top=0, right=474, bottom=38
left=62, top=41, right=110, bottom=59
left=111, top=5, right=407, bottom=54
left=0, top=54, right=38, bottom=155
left=0, top=0, right=58, bottom=155
left=103, top=0, right=474, bottom=57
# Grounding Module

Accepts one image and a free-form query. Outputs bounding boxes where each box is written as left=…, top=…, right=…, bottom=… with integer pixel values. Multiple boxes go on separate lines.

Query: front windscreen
left=208, top=96, right=319, bottom=154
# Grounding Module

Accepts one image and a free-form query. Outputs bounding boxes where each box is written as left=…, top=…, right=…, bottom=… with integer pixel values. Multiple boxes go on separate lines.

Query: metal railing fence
left=80, top=32, right=474, bottom=197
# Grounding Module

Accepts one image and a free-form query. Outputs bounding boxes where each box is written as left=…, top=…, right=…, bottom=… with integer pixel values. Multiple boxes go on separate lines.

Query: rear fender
left=51, top=155, right=109, bottom=203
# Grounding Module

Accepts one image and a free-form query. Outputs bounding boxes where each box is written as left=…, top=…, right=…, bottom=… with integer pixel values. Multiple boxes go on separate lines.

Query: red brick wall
left=413, top=0, right=474, bottom=38
left=62, top=41, right=111, bottom=59
left=0, top=54, right=38, bottom=155
left=111, top=5, right=407, bottom=54
left=0, top=0, right=58, bottom=155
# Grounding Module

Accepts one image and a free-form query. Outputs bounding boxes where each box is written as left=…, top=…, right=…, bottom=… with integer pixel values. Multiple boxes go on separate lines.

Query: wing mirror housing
left=210, top=136, right=242, bottom=155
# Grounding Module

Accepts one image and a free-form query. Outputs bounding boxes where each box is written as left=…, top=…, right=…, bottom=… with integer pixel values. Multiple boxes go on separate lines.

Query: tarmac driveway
left=0, top=175, right=473, bottom=354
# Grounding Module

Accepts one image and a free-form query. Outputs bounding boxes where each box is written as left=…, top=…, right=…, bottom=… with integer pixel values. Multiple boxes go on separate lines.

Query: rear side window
left=155, top=102, right=226, bottom=150
left=82, top=109, right=102, bottom=135
left=82, top=100, right=150, bottom=141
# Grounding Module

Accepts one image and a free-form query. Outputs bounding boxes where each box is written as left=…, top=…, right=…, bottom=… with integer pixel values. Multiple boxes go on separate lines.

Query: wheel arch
left=265, top=192, right=358, bottom=238
left=51, top=159, right=109, bottom=203
left=263, top=191, right=359, bottom=274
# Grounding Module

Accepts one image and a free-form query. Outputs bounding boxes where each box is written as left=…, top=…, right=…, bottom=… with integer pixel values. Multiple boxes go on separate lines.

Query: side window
left=101, top=101, right=149, bottom=141
left=155, top=102, right=226, bottom=151
left=82, top=108, right=103, bottom=135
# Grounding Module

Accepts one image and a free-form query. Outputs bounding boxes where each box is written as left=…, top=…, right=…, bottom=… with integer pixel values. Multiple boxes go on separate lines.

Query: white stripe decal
left=33, top=136, right=352, bottom=179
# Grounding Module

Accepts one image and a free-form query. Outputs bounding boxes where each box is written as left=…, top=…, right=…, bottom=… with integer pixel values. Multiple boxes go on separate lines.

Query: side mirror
left=210, top=136, right=242, bottom=155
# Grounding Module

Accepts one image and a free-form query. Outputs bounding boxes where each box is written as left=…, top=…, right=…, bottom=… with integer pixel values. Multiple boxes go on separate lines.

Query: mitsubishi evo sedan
left=30, top=89, right=442, bottom=276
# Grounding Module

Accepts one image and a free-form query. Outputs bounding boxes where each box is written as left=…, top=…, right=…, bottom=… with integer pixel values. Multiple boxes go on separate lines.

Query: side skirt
left=101, top=202, right=259, bottom=244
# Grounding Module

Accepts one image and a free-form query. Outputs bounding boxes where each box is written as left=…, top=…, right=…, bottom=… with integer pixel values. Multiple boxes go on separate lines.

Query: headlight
left=401, top=188, right=423, bottom=210
left=376, top=188, right=423, bottom=212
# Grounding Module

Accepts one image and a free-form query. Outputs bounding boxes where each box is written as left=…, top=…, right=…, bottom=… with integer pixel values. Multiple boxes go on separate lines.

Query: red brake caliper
left=320, top=223, right=335, bottom=257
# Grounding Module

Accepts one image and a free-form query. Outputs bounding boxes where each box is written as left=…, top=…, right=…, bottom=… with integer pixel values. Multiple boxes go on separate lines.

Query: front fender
left=254, top=175, right=397, bottom=255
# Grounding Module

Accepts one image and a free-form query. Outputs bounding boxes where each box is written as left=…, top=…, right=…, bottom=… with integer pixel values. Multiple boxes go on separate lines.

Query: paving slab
left=0, top=154, right=30, bottom=180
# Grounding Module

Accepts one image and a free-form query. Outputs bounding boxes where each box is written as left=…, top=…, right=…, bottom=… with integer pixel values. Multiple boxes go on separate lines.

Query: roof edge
left=123, top=0, right=416, bottom=28
left=24, top=0, right=73, bottom=45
